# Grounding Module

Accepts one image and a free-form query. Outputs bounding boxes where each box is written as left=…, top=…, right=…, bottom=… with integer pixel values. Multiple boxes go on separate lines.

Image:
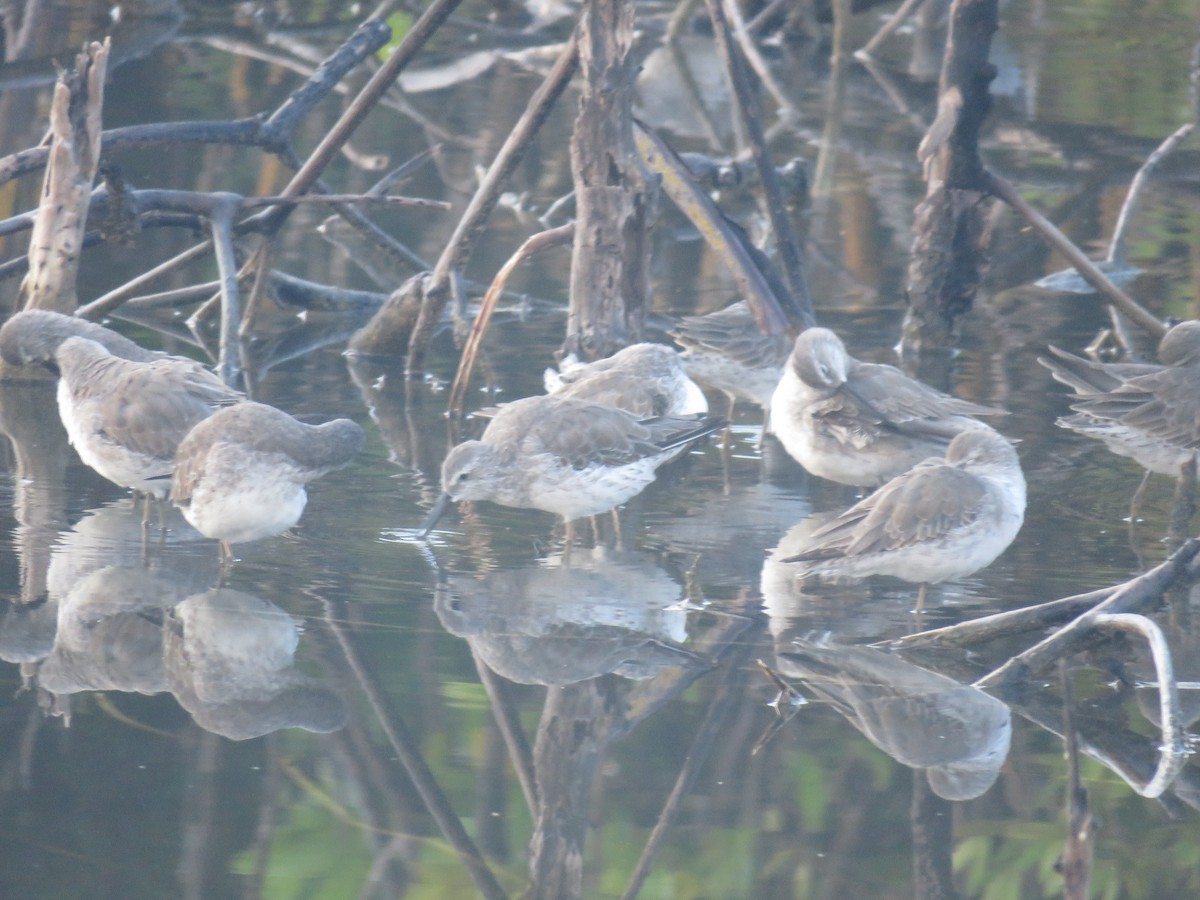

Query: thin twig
left=448, top=224, right=574, bottom=413
left=854, top=0, right=925, bottom=60
left=1108, top=123, right=1195, bottom=265
left=407, top=35, right=580, bottom=371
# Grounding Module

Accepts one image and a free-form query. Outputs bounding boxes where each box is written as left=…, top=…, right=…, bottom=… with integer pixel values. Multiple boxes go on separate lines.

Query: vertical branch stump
left=902, top=0, right=998, bottom=347
left=565, top=0, right=654, bottom=360
left=19, top=39, right=109, bottom=313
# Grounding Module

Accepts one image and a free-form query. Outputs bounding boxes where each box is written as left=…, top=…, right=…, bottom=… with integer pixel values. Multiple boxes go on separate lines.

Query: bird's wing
left=788, top=463, right=987, bottom=561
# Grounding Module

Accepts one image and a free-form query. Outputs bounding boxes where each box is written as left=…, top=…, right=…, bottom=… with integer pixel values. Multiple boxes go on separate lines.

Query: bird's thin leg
left=611, top=508, right=623, bottom=548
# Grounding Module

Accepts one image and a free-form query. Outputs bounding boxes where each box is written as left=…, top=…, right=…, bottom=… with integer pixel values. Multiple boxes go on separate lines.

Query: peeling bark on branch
left=19, top=40, right=109, bottom=313
left=564, top=0, right=653, bottom=360
left=903, top=0, right=998, bottom=346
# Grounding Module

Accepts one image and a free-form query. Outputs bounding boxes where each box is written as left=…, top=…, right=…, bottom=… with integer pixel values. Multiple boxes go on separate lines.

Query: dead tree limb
left=448, top=225, right=575, bottom=414
left=19, top=40, right=108, bottom=313
left=705, top=0, right=814, bottom=327
left=0, top=19, right=391, bottom=188
left=903, top=0, right=997, bottom=345
left=349, top=36, right=580, bottom=365
left=563, top=0, right=653, bottom=361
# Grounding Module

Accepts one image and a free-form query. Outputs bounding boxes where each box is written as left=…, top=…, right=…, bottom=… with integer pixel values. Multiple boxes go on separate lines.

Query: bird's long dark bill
left=418, top=492, right=454, bottom=537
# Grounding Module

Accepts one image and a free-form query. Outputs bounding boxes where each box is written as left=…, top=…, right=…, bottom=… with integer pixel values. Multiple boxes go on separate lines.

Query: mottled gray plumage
left=547, top=343, right=707, bottom=417
left=0, top=309, right=162, bottom=366
left=770, top=327, right=1002, bottom=486
left=1039, top=321, right=1200, bottom=475
left=55, top=337, right=241, bottom=496
left=785, top=428, right=1025, bottom=587
left=670, top=301, right=792, bottom=412
left=423, top=395, right=723, bottom=530
left=172, top=401, right=364, bottom=554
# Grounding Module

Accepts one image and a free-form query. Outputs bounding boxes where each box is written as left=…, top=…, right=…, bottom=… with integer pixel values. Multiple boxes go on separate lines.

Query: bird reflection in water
left=25, top=496, right=343, bottom=739
left=775, top=640, right=1012, bottom=801
left=435, top=548, right=706, bottom=686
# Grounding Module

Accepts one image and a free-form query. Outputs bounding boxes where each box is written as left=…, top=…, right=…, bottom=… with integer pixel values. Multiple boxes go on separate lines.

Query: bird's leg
left=563, top=520, right=575, bottom=565
left=611, top=508, right=623, bottom=548
left=914, top=582, right=928, bottom=620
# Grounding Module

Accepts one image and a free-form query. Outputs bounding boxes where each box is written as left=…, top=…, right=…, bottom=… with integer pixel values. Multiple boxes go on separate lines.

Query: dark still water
left=1, top=1, right=1199, bottom=897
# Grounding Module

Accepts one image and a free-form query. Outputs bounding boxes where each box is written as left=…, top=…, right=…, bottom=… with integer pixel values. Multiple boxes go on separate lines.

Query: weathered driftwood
left=563, top=0, right=652, bottom=361
left=350, top=36, right=579, bottom=365
left=886, top=586, right=1116, bottom=651
left=903, top=0, right=997, bottom=345
left=18, top=40, right=108, bottom=314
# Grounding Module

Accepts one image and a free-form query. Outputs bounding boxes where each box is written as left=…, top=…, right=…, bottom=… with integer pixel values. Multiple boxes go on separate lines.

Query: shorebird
left=769, top=327, right=1002, bottom=487
left=171, top=401, right=364, bottom=562
left=670, top=301, right=792, bottom=419
left=1038, top=320, right=1200, bottom=478
left=783, top=428, right=1026, bottom=610
left=0, top=309, right=163, bottom=367
left=545, top=342, right=708, bottom=417
left=53, top=336, right=241, bottom=497
left=419, top=395, right=724, bottom=544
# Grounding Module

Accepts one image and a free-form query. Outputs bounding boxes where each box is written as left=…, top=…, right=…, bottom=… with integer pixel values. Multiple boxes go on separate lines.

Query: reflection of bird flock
left=3, top=305, right=1196, bottom=602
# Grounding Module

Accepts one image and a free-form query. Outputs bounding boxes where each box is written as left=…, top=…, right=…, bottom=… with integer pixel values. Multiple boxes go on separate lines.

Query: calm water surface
left=0, top=1, right=1199, bottom=897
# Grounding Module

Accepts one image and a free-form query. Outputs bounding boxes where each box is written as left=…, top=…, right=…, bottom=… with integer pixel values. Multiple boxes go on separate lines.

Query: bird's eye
left=456, top=472, right=470, bottom=483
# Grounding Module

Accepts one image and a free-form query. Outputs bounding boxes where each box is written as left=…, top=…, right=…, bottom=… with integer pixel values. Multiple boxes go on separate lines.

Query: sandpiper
left=670, top=301, right=792, bottom=418
left=171, top=401, right=364, bottom=561
left=0, top=309, right=163, bottom=367
left=545, top=342, right=708, bottom=417
left=420, top=395, right=724, bottom=542
left=54, top=336, right=241, bottom=497
left=783, top=428, right=1026, bottom=610
left=769, top=327, right=1002, bottom=487
left=1039, top=320, right=1200, bottom=477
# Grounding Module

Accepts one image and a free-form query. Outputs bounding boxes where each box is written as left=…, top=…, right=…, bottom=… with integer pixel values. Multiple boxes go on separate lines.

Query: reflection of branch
left=1091, top=613, right=1189, bottom=797
left=984, top=169, right=1166, bottom=339
left=320, top=597, right=509, bottom=900
left=1059, top=663, right=1093, bottom=900
left=621, top=652, right=748, bottom=900
left=472, top=647, right=539, bottom=818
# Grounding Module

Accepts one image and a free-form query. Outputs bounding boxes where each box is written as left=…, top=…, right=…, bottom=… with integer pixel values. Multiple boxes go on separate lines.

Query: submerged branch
left=1091, top=613, right=1190, bottom=798
left=975, top=539, right=1200, bottom=691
